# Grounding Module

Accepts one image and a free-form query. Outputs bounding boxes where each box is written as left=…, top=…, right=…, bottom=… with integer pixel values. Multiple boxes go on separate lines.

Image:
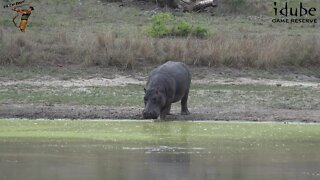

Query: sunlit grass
left=0, top=84, right=318, bottom=110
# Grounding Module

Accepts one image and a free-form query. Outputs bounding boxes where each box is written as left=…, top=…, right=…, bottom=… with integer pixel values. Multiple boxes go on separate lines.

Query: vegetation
left=0, top=0, right=319, bottom=69
left=221, top=0, right=249, bottom=14
left=145, top=13, right=172, bottom=37
left=145, top=13, right=208, bottom=38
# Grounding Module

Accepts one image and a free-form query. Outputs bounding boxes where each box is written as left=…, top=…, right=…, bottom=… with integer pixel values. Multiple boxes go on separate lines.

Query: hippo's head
left=143, top=88, right=166, bottom=119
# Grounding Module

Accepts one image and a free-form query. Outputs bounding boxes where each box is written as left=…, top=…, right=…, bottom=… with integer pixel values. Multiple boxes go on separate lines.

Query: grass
left=0, top=84, right=144, bottom=106
left=1, top=29, right=319, bottom=68
left=0, top=0, right=319, bottom=69
left=191, top=84, right=320, bottom=110
left=0, top=65, right=126, bottom=80
left=0, top=83, right=319, bottom=110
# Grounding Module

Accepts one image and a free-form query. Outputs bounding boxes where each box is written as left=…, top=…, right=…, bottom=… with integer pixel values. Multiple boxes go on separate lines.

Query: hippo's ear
left=144, top=87, right=146, bottom=93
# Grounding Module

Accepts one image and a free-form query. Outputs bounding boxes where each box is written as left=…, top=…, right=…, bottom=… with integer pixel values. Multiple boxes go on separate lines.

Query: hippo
left=143, top=61, right=191, bottom=119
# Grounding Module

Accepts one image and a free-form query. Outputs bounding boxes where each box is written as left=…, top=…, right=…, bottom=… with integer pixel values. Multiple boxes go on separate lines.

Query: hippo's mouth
left=142, top=111, right=159, bottom=119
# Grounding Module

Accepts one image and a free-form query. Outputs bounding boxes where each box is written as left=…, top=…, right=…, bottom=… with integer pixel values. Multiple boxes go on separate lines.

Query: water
left=0, top=119, right=320, bottom=180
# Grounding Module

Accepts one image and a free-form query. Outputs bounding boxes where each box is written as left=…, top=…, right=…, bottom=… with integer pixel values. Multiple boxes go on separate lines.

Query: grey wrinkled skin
left=143, top=61, right=191, bottom=120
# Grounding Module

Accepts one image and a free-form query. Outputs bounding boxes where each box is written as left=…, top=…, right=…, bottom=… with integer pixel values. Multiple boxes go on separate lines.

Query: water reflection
left=1, top=121, right=320, bottom=180
left=1, top=139, right=319, bottom=180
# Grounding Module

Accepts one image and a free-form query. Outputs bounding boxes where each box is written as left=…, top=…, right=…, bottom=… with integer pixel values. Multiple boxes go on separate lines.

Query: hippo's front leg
left=160, top=103, right=172, bottom=119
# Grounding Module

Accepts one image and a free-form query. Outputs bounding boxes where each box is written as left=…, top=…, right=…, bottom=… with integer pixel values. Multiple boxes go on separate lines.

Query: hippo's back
left=150, top=61, right=190, bottom=82
left=149, top=61, right=191, bottom=102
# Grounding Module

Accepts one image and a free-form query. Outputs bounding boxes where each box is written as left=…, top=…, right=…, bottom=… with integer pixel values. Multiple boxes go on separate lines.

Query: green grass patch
left=0, top=83, right=319, bottom=110
left=190, top=84, right=320, bottom=110
left=0, top=84, right=144, bottom=106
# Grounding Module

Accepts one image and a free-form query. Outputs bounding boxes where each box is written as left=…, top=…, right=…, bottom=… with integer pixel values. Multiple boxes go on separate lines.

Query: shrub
left=145, top=13, right=173, bottom=37
left=145, top=13, right=209, bottom=38
left=192, top=26, right=208, bottom=38
left=172, top=20, right=192, bottom=37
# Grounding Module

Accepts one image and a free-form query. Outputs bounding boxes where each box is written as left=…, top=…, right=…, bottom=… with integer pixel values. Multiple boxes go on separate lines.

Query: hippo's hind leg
left=166, top=103, right=172, bottom=115
left=181, top=91, right=190, bottom=115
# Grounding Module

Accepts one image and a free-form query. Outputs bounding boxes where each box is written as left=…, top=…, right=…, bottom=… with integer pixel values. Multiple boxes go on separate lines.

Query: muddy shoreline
left=1, top=103, right=319, bottom=123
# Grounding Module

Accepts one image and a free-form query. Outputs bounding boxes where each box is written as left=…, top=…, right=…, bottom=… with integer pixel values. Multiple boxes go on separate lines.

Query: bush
left=145, top=13, right=173, bottom=37
left=172, top=20, right=192, bottom=37
left=145, top=13, right=209, bottom=38
left=192, top=26, right=208, bottom=38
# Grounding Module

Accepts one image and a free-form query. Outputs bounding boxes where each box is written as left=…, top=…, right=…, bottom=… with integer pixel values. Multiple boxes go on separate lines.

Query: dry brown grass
left=0, top=27, right=319, bottom=69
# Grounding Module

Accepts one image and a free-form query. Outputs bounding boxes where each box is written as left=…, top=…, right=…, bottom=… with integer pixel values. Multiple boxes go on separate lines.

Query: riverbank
left=0, top=66, right=319, bottom=122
